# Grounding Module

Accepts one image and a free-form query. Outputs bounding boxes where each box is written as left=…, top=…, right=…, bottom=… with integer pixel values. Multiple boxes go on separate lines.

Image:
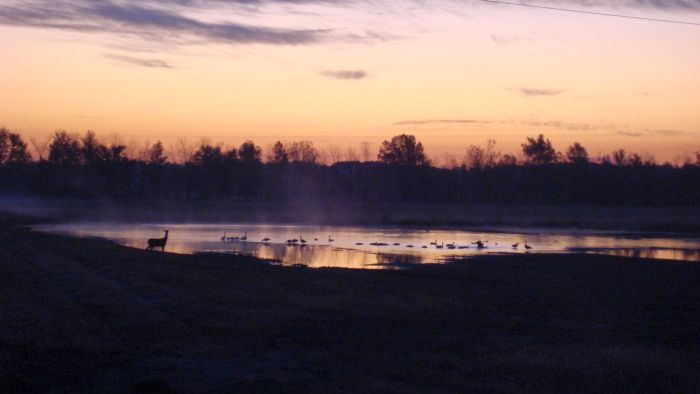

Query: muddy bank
left=1, top=225, right=698, bottom=392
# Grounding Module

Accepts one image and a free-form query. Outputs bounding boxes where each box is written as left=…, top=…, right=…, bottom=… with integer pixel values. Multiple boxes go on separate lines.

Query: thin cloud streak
left=104, top=54, right=173, bottom=68
left=518, top=88, right=564, bottom=97
left=321, top=69, right=369, bottom=79
left=393, top=119, right=486, bottom=126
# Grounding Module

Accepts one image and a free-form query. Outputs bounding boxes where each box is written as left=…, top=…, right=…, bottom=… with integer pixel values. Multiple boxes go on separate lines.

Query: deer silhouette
left=147, top=229, right=169, bottom=252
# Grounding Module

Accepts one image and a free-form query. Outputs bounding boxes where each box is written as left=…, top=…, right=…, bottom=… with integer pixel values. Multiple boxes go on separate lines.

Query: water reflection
left=37, top=223, right=700, bottom=269
left=570, top=247, right=700, bottom=262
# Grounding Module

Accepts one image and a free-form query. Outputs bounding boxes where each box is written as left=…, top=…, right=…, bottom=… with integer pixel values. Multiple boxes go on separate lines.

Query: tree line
left=1, top=127, right=699, bottom=206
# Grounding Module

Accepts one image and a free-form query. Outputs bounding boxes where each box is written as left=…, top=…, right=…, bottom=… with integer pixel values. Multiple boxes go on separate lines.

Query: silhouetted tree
left=224, top=147, right=238, bottom=164
left=612, top=149, right=627, bottom=166
left=464, top=145, right=485, bottom=169
left=498, top=154, right=518, bottom=166
left=521, top=134, right=557, bottom=165
left=288, top=141, right=318, bottom=163
left=148, top=141, right=167, bottom=165
left=628, top=153, right=643, bottom=167
left=566, top=142, right=589, bottom=165
left=377, top=134, right=429, bottom=166
left=107, top=143, right=128, bottom=163
left=0, top=128, right=10, bottom=163
left=81, top=130, right=109, bottom=164
left=270, top=141, right=288, bottom=164
left=238, top=140, right=262, bottom=164
left=49, top=131, right=82, bottom=166
left=0, top=128, right=31, bottom=164
left=191, top=143, right=224, bottom=166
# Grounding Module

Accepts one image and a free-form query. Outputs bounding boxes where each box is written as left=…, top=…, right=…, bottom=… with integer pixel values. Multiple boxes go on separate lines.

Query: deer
left=147, top=229, right=169, bottom=252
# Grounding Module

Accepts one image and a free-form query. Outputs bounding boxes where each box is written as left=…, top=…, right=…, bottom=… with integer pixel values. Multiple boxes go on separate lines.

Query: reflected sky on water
left=38, top=223, right=700, bottom=268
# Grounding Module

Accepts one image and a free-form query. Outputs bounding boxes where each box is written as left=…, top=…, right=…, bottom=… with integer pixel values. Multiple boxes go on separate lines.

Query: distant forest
left=1, top=128, right=699, bottom=206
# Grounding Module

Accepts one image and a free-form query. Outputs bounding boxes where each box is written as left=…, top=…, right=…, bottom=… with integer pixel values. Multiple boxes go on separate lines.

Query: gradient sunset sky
left=1, top=0, right=699, bottom=163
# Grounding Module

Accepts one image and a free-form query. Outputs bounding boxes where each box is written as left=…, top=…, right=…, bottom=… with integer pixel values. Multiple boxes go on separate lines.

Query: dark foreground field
left=1, top=224, right=699, bottom=393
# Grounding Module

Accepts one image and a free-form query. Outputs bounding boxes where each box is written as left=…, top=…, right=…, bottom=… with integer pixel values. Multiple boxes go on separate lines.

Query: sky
left=1, top=0, right=699, bottom=163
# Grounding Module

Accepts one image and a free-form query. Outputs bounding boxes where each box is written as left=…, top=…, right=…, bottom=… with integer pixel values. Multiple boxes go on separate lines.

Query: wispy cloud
left=393, top=119, right=486, bottom=126
left=490, top=34, right=530, bottom=46
left=0, top=1, right=332, bottom=47
left=650, top=129, right=700, bottom=136
left=562, top=0, right=700, bottom=10
left=517, top=88, right=564, bottom=97
left=617, top=131, right=643, bottom=137
left=104, top=54, right=173, bottom=68
left=321, top=69, right=369, bottom=80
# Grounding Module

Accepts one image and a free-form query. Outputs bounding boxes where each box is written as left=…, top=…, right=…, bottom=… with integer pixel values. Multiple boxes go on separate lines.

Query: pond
left=37, top=223, right=700, bottom=269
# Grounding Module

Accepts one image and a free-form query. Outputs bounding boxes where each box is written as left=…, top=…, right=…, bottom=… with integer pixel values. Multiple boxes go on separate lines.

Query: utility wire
left=474, top=0, right=700, bottom=26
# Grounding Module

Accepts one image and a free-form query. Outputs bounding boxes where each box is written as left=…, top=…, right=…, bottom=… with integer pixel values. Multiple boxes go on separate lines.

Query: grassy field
left=1, top=222, right=699, bottom=392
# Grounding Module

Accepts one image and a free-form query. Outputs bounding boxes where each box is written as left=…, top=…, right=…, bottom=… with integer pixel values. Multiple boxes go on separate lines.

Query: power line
left=474, top=0, right=700, bottom=26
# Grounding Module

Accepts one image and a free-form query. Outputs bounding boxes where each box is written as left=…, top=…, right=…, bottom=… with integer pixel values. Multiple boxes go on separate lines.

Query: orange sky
left=1, top=0, right=699, bottom=163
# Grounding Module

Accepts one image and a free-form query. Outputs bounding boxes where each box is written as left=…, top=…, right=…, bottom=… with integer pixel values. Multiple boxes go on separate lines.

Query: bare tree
left=484, top=139, right=500, bottom=167
left=30, top=134, right=51, bottom=161
left=611, top=149, right=626, bottom=165
left=176, top=137, right=194, bottom=164
left=464, top=145, right=485, bottom=169
left=346, top=146, right=358, bottom=162
left=328, top=144, right=343, bottom=164
left=288, top=141, right=318, bottom=163
left=360, top=141, right=371, bottom=162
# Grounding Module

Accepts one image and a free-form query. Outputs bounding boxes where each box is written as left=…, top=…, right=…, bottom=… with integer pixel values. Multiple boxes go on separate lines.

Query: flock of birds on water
left=220, top=232, right=533, bottom=250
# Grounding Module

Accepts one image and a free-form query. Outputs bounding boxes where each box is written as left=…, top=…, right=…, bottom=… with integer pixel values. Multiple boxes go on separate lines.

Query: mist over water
left=37, top=223, right=700, bottom=268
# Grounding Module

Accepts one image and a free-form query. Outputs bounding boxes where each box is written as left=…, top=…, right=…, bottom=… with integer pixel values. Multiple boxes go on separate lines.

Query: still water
left=38, top=223, right=700, bottom=269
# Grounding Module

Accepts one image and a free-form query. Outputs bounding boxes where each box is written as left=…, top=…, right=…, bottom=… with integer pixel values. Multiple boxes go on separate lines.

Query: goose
left=392, top=242, right=400, bottom=246
left=472, top=240, right=486, bottom=249
left=429, top=240, right=437, bottom=245
left=261, top=237, right=271, bottom=243
left=328, top=235, right=334, bottom=242
left=524, top=241, right=533, bottom=250
left=299, top=236, right=307, bottom=244
left=512, top=242, right=519, bottom=249
left=355, top=242, right=364, bottom=246
left=436, top=242, right=444, bottom=249
left=314, top=238, right=318, bottom=241
left=406, top=245, right=414, bottom=248
left=421, top=246, right=428, bottom=249
left=221, top=233, right=227, bottom=242
left=240, top=232, right=247, bottom=241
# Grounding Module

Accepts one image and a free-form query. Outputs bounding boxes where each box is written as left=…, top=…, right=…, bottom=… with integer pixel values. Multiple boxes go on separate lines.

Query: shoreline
left=5, top=197, right=700, bottom=234
left=1, top=220, right=699, bottom=392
